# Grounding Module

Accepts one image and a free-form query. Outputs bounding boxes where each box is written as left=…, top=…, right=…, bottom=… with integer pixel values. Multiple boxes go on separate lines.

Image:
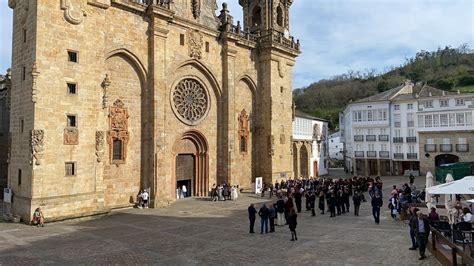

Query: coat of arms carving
left=188, top=30, right=203, bottom=59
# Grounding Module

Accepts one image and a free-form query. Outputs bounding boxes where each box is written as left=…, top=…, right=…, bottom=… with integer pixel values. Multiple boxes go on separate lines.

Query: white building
left=328, top=132, right=344, bottom=161
left=292, top=110, right=329, bottom=177
left=340, top=81, right=474, bottom=176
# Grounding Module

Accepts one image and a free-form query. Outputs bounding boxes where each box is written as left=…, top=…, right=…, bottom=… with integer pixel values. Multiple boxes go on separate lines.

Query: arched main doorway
left=435, top=154, right=459, bottom=167
left=173, top=130, right=209, bottom=197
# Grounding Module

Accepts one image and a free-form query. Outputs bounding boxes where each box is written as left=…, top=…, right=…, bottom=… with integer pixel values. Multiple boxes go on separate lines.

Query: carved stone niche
left=64, top=128, right=79, bottom=145
left=188, top=30, right=203, bottom=59
left=31, top=129, right=44, bottom=165
left=107, top=99, right=129, bottom=164
left=95, top=131, right=105, bottom=162
left=238, top=109, right=250, bottom=154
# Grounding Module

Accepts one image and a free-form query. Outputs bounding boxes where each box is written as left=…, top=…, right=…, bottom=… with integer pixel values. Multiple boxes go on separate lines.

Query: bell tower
left=239, top=0, right=292, bottom=34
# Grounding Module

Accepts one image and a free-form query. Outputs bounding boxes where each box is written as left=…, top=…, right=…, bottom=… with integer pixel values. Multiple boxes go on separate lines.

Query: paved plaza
left=0, top=173, right=439, bottom=265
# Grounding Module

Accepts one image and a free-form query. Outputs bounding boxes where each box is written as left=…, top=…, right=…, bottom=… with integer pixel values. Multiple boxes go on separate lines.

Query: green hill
left=293, top=45, right=474, bottom=130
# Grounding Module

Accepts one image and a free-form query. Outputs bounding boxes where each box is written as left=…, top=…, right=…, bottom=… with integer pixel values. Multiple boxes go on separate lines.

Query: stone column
left=352, top=158, right=357, bottom=176
left=377, top=159, right=381, bottom=176
left=364, top=159, right=369, bottom=176
left=148, top=6, right=171, bottom=207
left=296, top=142, right=301, bottom=178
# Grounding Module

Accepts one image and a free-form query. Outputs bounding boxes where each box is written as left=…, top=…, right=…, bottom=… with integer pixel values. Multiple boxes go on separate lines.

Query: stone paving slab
left=0, top=175, right=440, bottom=265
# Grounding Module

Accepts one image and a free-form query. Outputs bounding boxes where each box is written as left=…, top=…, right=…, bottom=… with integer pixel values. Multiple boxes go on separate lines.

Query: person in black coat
left=294, top=190, right=302, bottom=213
left=352, top=191, right=362, bottom=216
left=288, top=208, right=298, bottom=241
left=328, top=192, right=337, bottom=217
left=308, top=192, right=316, bottom=216
left=318, top=190, right=325, bottom=215
left=342, top=188, right=350, bottom=213
left=371, top=192, right=383, bottom=224
left=414, top=212, right=430, bottom=260
left=248, top=203, right=257, bottom=233
left=258, top=203, right=270, bottom=234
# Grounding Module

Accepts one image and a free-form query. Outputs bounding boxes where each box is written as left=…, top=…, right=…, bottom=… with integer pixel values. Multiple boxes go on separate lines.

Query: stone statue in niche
left=238, top=109, right=250, bottom=154
left=191, top=0, right=201, bottom=19
left=64, top=128, right=79, bottom=145
left=313, top=124, right=321, bottom=140
left=95, top=131, right=105, bottom=162
left=107, top=99, right=129, bottom=163
left=31, top=129, right=44, bottom=165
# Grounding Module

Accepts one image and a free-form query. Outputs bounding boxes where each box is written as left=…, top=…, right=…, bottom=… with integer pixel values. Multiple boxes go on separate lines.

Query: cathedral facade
left=6, top=0, right=299, bottom=221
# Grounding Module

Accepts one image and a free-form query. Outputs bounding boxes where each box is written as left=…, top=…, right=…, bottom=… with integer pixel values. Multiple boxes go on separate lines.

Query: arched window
left=277, top=6, right=283, bottom=27
left=252, top=6, right=262, bottom=28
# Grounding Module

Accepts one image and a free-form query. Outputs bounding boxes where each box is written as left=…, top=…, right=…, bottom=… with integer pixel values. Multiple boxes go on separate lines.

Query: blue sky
left=1, top=0, right=473, bottom=89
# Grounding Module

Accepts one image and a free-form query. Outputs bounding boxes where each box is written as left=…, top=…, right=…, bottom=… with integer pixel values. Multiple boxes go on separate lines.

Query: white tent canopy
left=427, top=175, right=474, bottom=195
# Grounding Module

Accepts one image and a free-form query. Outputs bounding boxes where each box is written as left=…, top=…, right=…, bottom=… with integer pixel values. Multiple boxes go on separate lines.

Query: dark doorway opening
left=176, top=154, right=195, bottom=197
left=435, top=154, right=459, bottom=167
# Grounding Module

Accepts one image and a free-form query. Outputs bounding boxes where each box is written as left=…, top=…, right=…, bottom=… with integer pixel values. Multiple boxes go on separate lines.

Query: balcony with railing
left=354, top=151, right=364, bottom=158
left=130, top=0, right=171, bottom=9
left=393, top=137, right=403, bottom=143
left=354, top=135, right=364, bottom=142
left=440, top=144, right=452, bottom=152
left=406, top=137, right=417, bottom=143
left=366, top=135, right=376, bottom=141
left=394, top=153, right=404, bottom=159
left=378, top=135, right=389, bottom=141
left=366, top=151, right=377, bottom=158
left=379, top=151, right=389, bottom=158
left=424, top=144, right=437, bottom=152
left=407, top=153, right=418, bottom=159
left=257, top=29, right=300, bottom=53
left=456, top=144, right=469, bottom=152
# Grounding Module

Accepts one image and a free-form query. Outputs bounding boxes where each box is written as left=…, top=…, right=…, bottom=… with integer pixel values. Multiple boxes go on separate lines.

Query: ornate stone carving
left=109, top=99, right=128, bottom=131
left=238, top=109, right=250, bottom=154
left=312, top=124, right=321, bottom=140
left=280, top=134, right=285, bottom=144
left=101, top=74, right=110, bottom=109
left=30, top=129, right=44, bottom=165
left=172, top=79, right=209, bottom=125
left=268, top=135, right=275, bottom=156
left=8, top=0, right=16, bottom=9
left=95, top=131, right=105, bottom=162
left=64, top=128, right=79, bottom=145
left=191, top=0, right=201, bottom=19
left=31, top=62, right=40, bottom=103
left=107, top=99, right=129, bottom=163
left=60, top=0, right=87, bottom=25
left=188, top=30, right=203, bottom=59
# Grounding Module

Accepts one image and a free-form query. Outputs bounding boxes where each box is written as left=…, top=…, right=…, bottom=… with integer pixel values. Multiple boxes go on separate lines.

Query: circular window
left=172, top=78, right=209, bottom=125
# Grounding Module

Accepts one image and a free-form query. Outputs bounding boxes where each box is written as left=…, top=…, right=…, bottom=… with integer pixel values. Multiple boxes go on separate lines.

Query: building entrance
left=173, top=130, right=209, bottom=197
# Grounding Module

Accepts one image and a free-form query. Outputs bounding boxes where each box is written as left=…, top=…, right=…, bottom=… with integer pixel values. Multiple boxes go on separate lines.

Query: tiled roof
left=295, top=109, right=328, bottom=122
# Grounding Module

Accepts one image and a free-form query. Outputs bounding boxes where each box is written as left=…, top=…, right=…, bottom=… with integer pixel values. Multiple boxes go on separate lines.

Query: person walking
left=181, top=184, right=187, bottom=198
left=288, top=208, right=298, bottom=241
left=248, top=203, right=257, bottom=233
left=328, top=192, right=336, bottom=218
left=408, top=207, right=419, bottom=250
left=276, top=197, right=285, bottom=226
left=389, top=193, right=399, bottom=220
left=414, top=211, right=430, bottom=260
left=352, top=191, right=362, bottom=216
left=258, top=203, right=270, bottom=234
left=294, top=190, right=302, bottom=213
left=371, top=192, right=383, bottom=224
left=141, top=189, right=149, bottom=208
left=268, top=204, right=276, bottom=232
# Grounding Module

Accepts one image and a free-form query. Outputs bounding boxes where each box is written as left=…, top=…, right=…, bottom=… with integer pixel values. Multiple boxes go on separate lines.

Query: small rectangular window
left=65, top=162, right=76, bottom=176
left=205, top=41, right=209, bottom=52
left=394, top=105, right=400, bottom=110
left=67, top=50, right=78, bottom=63
left=440, top=100, right=449, bottom=107
left=407, top=103, right=413, bottom=109
left=67, top=83, right=77, bottom=94
left=18, top=169, right=22, bottom=185
left=22, top=66, right=26, bottom=80
left=20, top=119, right=24, bottom=133
left=67, top=115, right=77, bottom=127
left=113, top=139, right=123, bottom=160
left=180, top=34, right=185, bottom=46
left=23, top=28, right=27, bottom=43
left=456, top=99, right=465, bottom=106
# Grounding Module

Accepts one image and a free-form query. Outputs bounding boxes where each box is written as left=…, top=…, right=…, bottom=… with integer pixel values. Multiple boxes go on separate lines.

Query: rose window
left=172, top=79, right=209, bottom=125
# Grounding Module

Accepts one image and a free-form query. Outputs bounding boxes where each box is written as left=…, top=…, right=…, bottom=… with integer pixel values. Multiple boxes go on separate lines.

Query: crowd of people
left=210, top=183, right=240, bottom=201
left=248, top=176, right=387, bottom=241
